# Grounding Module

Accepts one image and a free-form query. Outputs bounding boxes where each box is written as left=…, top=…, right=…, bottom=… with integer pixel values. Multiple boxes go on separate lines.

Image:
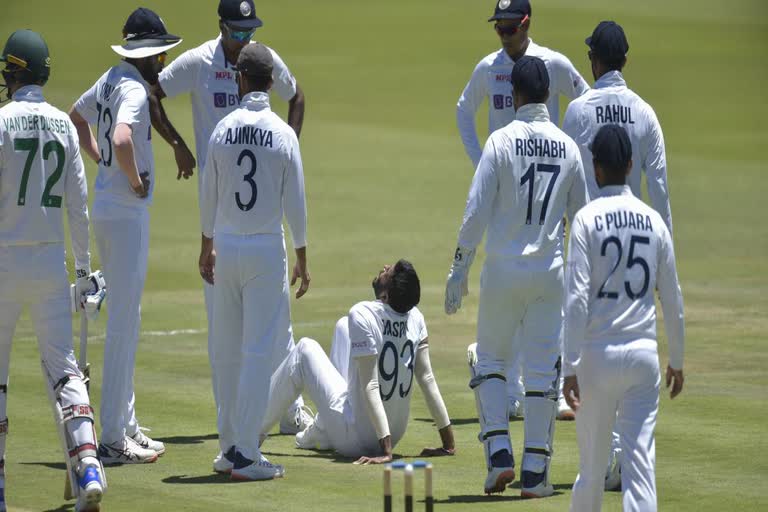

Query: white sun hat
left=111, top=7, right=182, bottom=59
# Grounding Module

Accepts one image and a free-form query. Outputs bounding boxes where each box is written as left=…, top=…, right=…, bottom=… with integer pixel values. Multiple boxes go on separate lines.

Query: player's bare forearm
left=199, top=234, right=215, bottom=285
left=291, top=245, right=310, bottom=298
left=68, top=107, right=100, bottom=164
left=420, top=425, right=456, bottom=457
left=287, top=84, right=305, bottom=138
left=113, top=124, right=147, bottom=197
left=354, top=436, right=393, bottom=465
left=149, top=86, right=195, bottom=179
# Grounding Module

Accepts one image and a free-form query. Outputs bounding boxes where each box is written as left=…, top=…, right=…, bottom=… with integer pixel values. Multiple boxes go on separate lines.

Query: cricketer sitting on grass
left=562, top=124, right=685, bottom=512
left=563, top=21, right=675, bottom=491
left=198, top=42, right=310, bottom=481
left=445, top=56, right=588, bottom=498
left=457, top=0, right=589, bottom=421
left=260, top=261, right=456, bottom=465
left=69, top=7, right=182, bottom=464
left=0, top=29, right=104, bottom=511
left=149, top=0, right=310, bottom=435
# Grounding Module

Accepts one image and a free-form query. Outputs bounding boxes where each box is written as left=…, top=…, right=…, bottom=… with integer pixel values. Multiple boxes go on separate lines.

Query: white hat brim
left=111, top=39, right=182, bottom=59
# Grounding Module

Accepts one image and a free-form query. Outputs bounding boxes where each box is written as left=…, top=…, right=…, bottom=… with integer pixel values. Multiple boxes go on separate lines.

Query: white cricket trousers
left=263, top=337, right=371, bottom=458
left=212, top=233, right=293, bottom=460
left=570, top=339, right=660, bottom=512
left=0, top=244, right=91, bottom=456
left=92, top=202, right=149, bottom=445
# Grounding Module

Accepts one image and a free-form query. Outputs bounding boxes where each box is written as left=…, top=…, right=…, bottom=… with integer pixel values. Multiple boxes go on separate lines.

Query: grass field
left=2, top=0, right=768, bottom=510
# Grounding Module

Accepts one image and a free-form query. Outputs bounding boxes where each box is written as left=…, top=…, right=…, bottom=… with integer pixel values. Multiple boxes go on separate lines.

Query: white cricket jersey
left=0, top=85, right=90, bottom=269
left=74, top=61, right=155, bottom=208
left=158, top=36, right=297, bottom=176
left=457, top=40, right=590, bottom=167
left=347, top=301, right=428, bottom=449
left=563, top=185, right=685, bottom=376
left=562, top=71, right=673, bottom=231
left=200, top=91, right=306, bottom=248
left=457, top=103, right=588, bottom=268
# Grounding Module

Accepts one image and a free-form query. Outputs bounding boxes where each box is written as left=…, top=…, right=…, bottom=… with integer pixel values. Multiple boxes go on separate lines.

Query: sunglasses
left=495, top=14, right=529, bottom=36
left=157, top=53, right=167, bottom=65
left=224, top=24, right=256, bottom=43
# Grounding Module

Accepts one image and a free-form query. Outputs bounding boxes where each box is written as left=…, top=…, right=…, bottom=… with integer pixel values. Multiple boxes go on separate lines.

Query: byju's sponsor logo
left=213, top=93, right=239, bottom=108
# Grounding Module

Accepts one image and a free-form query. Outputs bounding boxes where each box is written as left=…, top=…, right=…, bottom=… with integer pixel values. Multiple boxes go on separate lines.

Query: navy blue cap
left=123, top=7, right=180, bottom=43
left=219, top=0, right=263, bottom=30
left=586, top=21, right=629, bottom=61
left=591, top=124, right=632, bottom=173
left=511, top=55, right=549, bottom=100
left=489, top=0, right=531, bottom=22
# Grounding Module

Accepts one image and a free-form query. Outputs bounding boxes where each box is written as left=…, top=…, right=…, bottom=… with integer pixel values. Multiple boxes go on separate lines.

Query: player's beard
left=372, top=275, right=386, bottom=300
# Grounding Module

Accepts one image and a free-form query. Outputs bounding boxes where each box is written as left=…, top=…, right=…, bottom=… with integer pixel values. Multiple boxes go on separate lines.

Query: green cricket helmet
left=1, top=29, right=51, bottom=85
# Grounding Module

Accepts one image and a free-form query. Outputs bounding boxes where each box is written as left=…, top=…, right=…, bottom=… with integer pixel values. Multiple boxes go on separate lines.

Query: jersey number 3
left=14, top=138, right=65, bottom=208
left=235, top=149, right=258, bottom=211
left=378, top=340, right=415, bottom=401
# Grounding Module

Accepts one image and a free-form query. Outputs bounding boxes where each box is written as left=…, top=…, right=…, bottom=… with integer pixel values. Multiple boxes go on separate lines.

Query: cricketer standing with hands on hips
left=446, top=56, right=588, bottom=498
left=0, top=29, right=105, bottom=511
left=150, top=0, right=310, bottom=435
left=563, top=21, right=675, bottom=490
left=198, top=42, right=310, bottom=480
left=69, top=7, right=182, bottom=464
left=563, top=124, right=685, bottom=512
left=458, top=0, right=589, bottom=420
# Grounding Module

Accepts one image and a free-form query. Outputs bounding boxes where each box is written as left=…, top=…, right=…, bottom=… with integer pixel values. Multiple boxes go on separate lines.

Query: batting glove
left=445, top=246, right=475, bottom=315
left=74, top=268, right=93, bottom=311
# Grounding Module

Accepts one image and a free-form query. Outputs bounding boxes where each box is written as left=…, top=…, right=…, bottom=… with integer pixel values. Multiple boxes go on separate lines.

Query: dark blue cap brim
left=224, top=16, right=263, bottom=30
left=488, top=12, right=526, bottom=22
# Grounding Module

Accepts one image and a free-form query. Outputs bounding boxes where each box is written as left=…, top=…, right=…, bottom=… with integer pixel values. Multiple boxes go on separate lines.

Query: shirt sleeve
left=158, top=49, right=200, bottom=98
left=73, top=82, right=99, bottom=125
left=656, top=223, right=685, bottom=369
left=566, top=146, right=589, bottom=221
left=282, top=130, right=307, bottom=249
left=642, top=106, right=673, bottom=234
left=200, top=131, right=219, bottom=238
left=64, top=129, right=91, bottom=271
left=563, top=213, right=591, bottom=376
left=348, top=306, right=379, bottom=358
left=456, top=136, right=499, bottom=249
left=456, top=60, right=488, bottom=168
left=269, top=48, right=298, bottom=102
left=116, top=84, right=146, bottom=127
left=561, top=101, right=580, bottom=143
left=552, top=52, right=590, bottom=100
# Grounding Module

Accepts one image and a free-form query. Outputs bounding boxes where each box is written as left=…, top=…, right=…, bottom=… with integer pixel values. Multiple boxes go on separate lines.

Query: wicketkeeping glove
left=444, top=246, right=476, bottom=315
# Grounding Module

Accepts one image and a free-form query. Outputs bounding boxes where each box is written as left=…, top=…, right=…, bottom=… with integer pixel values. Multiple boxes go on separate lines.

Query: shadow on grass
left=261, top=449, right=358, bottom=464
left=44, top=504, right=74, bottom=512
left=437, top=490, right=565, bottom=504
left=162, top=473, right=235, bottom=484
left=154, top=432, right=218, bottom=445
left=414, top=416, right=523, bottom=425
left=20, top=461, right=67, bottom=471
left=508, top=481, right=572, bottom=491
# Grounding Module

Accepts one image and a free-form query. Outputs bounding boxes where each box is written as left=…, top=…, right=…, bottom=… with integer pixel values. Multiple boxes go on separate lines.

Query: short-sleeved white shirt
left=158, top=36, right=297, bottom=177
left=75, top=61, right=154, bottom=208
left=346, top=301, right=428, bottom=449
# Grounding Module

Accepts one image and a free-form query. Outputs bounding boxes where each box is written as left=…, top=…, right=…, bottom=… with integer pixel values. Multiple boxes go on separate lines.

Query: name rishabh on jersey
left=0, top=85, right=90, bottom=269
left=562, top=71, right=672, bottom=231
left=457, top=40, right=589, bottom=167
left=158, top=36, right=297, bottom=175
left=346, top=301, right=428, bottom=450
left=74, top=61, right=155, bottom=208
left=457, top=103, right=588, bottom=268
left=200, top=91, right=306, bottom=248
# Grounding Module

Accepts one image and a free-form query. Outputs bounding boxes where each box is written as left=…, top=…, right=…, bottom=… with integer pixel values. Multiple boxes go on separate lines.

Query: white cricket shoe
left=230, top=453, right=285, bottom=481
left=279, top=404, right=314, bottom=434
left=98, top=436, right=158, bottom=465
left=604, top=448, right=622, bottom=491
left=213, top=446, right=236, bottom=474
left=295, top=418, right=332, bottom=451
left=130, top=429, right=166, bottom=456
left=484, top=466, right=515, bottom=494
left=75, top=459, right=103, bottom=512
left=556, top=395, right=575, bottom=421
left=521, top=470, right=554, bottom=499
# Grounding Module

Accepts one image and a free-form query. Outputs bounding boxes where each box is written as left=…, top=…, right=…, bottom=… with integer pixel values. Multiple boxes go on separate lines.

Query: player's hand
left=199, top=248, right=216, bottom=285
left=419, top=447, right=455, bottom=457
left=444, top=247, right=475, bottom=315
left=290, top=260, right=311, bottom=299
left=74, top=268, right=94, bottom=310
left=563, top=375, right=581, bottom=412
left=353, top=454, right=393, bottom=465
left=666, top=365, right=684, bottom=399
left=174, top=144, right=196, bottom=180
left=132, top=172, right=150, bottom=198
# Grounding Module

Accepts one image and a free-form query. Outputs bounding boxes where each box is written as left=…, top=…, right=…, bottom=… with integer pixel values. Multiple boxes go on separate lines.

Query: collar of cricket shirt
left=241, top=91, right=270, bottom=110
left=594, top=70, right=626, bottom=89
left=515, top=102, right=550, bottom=123
left=12, top=84, right=45, bottom=103
left=599, top=184, right=633, bottom=197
